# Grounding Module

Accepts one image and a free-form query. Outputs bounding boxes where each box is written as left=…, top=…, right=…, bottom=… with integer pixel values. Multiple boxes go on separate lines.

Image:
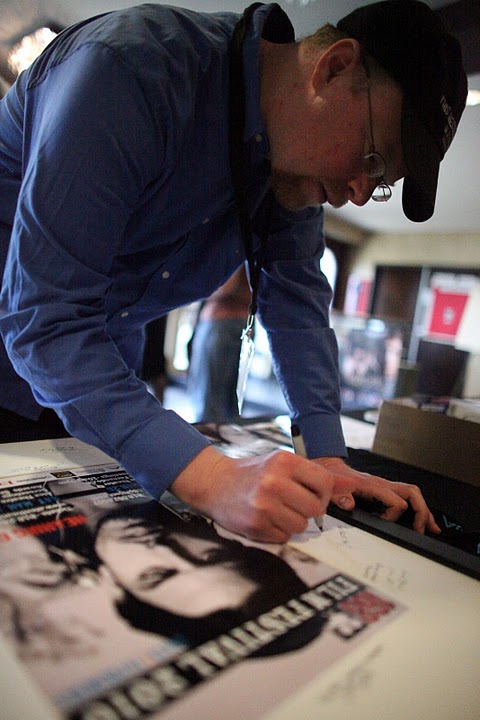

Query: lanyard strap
left=228, top=3, right=269, bottom=323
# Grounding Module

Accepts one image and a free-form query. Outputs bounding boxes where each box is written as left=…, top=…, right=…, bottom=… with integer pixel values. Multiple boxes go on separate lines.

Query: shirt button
left=255, top=133, right=263, bottom=143
left=120, top=311, right=129, bottom=318
left=162, top=270, right=170, bottom=279
left=202, top=217, right=210, bottom=224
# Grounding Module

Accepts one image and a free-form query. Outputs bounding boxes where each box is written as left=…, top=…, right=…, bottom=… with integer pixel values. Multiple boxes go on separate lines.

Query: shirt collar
left=242, top=4, right=295, bottom=147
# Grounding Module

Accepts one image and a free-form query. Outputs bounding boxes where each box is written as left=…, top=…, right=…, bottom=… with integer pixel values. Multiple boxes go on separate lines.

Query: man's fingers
left=394, top=483, right=442, bottom=534
left=370, top=481, right=439, bottom=534
left=248, top=451, right=333, bottom=511
left=378, top=496, right=409, bottom=523
left=173, top=447, right=439, bottom=544
left=284, top=452, right=334, bottom=493
left=342, top=475, right=441, bottom=535
left=335, top=495, right=355, bottom=511
left=249, top=453, right=332, bottom=527
left=426, top=512, right=442, bottom=534
left=286, top=455, right=431, bottom=533
left=174, top=447, right=334, bottom=542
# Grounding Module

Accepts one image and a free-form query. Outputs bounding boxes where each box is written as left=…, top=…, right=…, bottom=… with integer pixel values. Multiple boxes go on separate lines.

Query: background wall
left=350, top=233, right=480, bottom=273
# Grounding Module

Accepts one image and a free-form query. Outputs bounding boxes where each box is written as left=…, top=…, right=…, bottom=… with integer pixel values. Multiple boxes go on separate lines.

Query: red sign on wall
left=427, top=289, right=469, bottom=339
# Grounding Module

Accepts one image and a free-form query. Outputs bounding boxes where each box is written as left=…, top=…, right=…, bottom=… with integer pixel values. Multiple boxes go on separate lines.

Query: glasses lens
left=372, top=182, right=392, bottom=203
left=364, top=152, right=386, bottom=179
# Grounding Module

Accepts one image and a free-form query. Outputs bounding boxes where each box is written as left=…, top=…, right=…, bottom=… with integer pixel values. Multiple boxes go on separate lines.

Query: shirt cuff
left=118, top=409, right=211, bottom=498
left=294, top=412, right=347, bottom=459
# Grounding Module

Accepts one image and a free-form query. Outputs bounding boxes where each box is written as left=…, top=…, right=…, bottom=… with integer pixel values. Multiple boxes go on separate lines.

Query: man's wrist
left=170, top=445, right=230, bottom=513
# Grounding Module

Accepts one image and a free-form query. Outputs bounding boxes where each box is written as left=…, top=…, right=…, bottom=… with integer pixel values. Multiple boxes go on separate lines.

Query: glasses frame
left=363, top=62, right=392, bottom=203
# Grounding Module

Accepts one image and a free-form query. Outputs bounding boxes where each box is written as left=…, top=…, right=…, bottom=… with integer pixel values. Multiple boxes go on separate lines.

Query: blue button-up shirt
left=0, top=3, right=346, bottom=498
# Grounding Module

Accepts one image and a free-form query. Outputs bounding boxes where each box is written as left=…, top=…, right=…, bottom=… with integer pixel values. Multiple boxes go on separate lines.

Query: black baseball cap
left=337, top=0, right=467, bottom=222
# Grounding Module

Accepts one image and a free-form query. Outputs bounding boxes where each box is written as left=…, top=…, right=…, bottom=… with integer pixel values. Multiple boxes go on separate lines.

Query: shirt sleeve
left=0, top=43, right=210, bottom=497
left=257, top=200, right=347, bottom=459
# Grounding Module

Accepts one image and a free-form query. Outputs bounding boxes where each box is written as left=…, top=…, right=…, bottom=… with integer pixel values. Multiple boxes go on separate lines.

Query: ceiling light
left=8, top=27, right=58, bottom=76
left=466, top=90, right=480, bottom=107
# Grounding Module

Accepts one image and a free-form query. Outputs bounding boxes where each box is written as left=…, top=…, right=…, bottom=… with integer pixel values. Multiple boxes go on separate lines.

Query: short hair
left=301, top=22, right=349, bottom=51
left=300, top=22, right=392, bottom=91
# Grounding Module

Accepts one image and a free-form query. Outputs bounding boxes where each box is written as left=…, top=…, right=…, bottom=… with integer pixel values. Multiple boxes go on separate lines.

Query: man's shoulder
left=87, top=4, right=240, bottom=55
left=29, top=5, right=240, bottom=80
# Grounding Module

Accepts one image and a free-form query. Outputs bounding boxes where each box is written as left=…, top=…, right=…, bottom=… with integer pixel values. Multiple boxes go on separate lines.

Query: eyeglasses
left=363, top=65, right=392, bottom=203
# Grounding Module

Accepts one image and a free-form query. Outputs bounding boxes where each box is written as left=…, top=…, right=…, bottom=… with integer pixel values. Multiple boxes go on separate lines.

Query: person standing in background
left=188, top=265, right=251, bottom=422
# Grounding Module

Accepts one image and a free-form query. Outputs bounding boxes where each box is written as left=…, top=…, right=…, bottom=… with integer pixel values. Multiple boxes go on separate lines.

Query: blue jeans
left=188, top=318, right=246, bottom=422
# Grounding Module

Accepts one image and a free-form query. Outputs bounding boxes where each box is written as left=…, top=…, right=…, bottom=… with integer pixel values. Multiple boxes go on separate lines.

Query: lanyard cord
left=228, top=3, right=269, bottom=324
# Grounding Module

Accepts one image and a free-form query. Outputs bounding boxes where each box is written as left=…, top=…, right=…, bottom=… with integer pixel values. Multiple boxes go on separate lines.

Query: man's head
left=265, top=0, right=466, bottom=223
left=336, top=0, right=467, bottom=222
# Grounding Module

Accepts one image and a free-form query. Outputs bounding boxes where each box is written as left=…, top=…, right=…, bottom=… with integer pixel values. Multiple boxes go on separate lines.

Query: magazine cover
left=0, top=433, right=406, bottom=720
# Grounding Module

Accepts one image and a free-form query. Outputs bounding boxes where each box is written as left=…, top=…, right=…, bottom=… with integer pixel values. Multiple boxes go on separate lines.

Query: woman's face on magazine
left=95, top=518, right=259, bottom=616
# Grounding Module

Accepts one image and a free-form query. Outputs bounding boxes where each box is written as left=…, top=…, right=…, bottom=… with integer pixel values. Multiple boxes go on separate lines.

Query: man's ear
left=311, top=38, right=362, bottom=93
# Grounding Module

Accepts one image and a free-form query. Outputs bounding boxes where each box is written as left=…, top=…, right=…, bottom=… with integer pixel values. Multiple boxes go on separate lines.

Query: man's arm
left=0, top=42, right=211, bottom=496
left=250, top=199, right=439, bottom=538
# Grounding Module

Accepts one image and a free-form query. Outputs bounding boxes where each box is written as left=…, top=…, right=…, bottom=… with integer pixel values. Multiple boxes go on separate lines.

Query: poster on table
left=0, top=425, right=406, bottom=720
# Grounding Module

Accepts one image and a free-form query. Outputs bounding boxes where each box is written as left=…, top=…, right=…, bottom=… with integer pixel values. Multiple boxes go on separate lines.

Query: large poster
left=0, top=431, right=405, bottom=720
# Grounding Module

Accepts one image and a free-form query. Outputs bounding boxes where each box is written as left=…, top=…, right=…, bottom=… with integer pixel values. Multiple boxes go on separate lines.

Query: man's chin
left=276, top=198, right=314, bottom=212
left=271, top=174, right=324, bottom=213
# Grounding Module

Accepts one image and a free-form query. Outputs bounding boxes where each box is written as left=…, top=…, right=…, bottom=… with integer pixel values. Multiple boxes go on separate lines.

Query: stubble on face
left=271, top=170, right=321, bottom=212
left=271, top=168, right=351, bottom=213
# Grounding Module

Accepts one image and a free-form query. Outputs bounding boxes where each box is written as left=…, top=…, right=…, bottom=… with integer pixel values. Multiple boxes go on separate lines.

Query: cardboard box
left=372, top=398, right=480, bottom=487
left=447, top=398, right=480, bottom=424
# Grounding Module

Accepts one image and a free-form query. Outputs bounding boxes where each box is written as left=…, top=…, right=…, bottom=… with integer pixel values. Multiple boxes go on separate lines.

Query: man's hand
left=171, top=448, right=441, bottom=543
left=312, top=456, right=441, bottom=535
left=170, top=446, right=334, bottom=543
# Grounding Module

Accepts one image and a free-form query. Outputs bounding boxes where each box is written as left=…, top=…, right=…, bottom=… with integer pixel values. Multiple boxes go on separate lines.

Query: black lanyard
left=228, top=3, right=269, bottom=324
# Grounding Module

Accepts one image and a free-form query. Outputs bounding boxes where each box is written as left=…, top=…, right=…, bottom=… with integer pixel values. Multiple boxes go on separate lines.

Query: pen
left=290, top=424, right=324, bottom=531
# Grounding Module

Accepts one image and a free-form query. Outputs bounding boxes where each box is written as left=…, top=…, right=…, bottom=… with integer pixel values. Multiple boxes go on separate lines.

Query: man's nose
left=347, top=174, right=376, bottom=207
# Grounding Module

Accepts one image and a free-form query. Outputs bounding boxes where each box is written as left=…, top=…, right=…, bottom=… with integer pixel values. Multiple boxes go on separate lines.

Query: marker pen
left=290, top=424, right=324, bottom=531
